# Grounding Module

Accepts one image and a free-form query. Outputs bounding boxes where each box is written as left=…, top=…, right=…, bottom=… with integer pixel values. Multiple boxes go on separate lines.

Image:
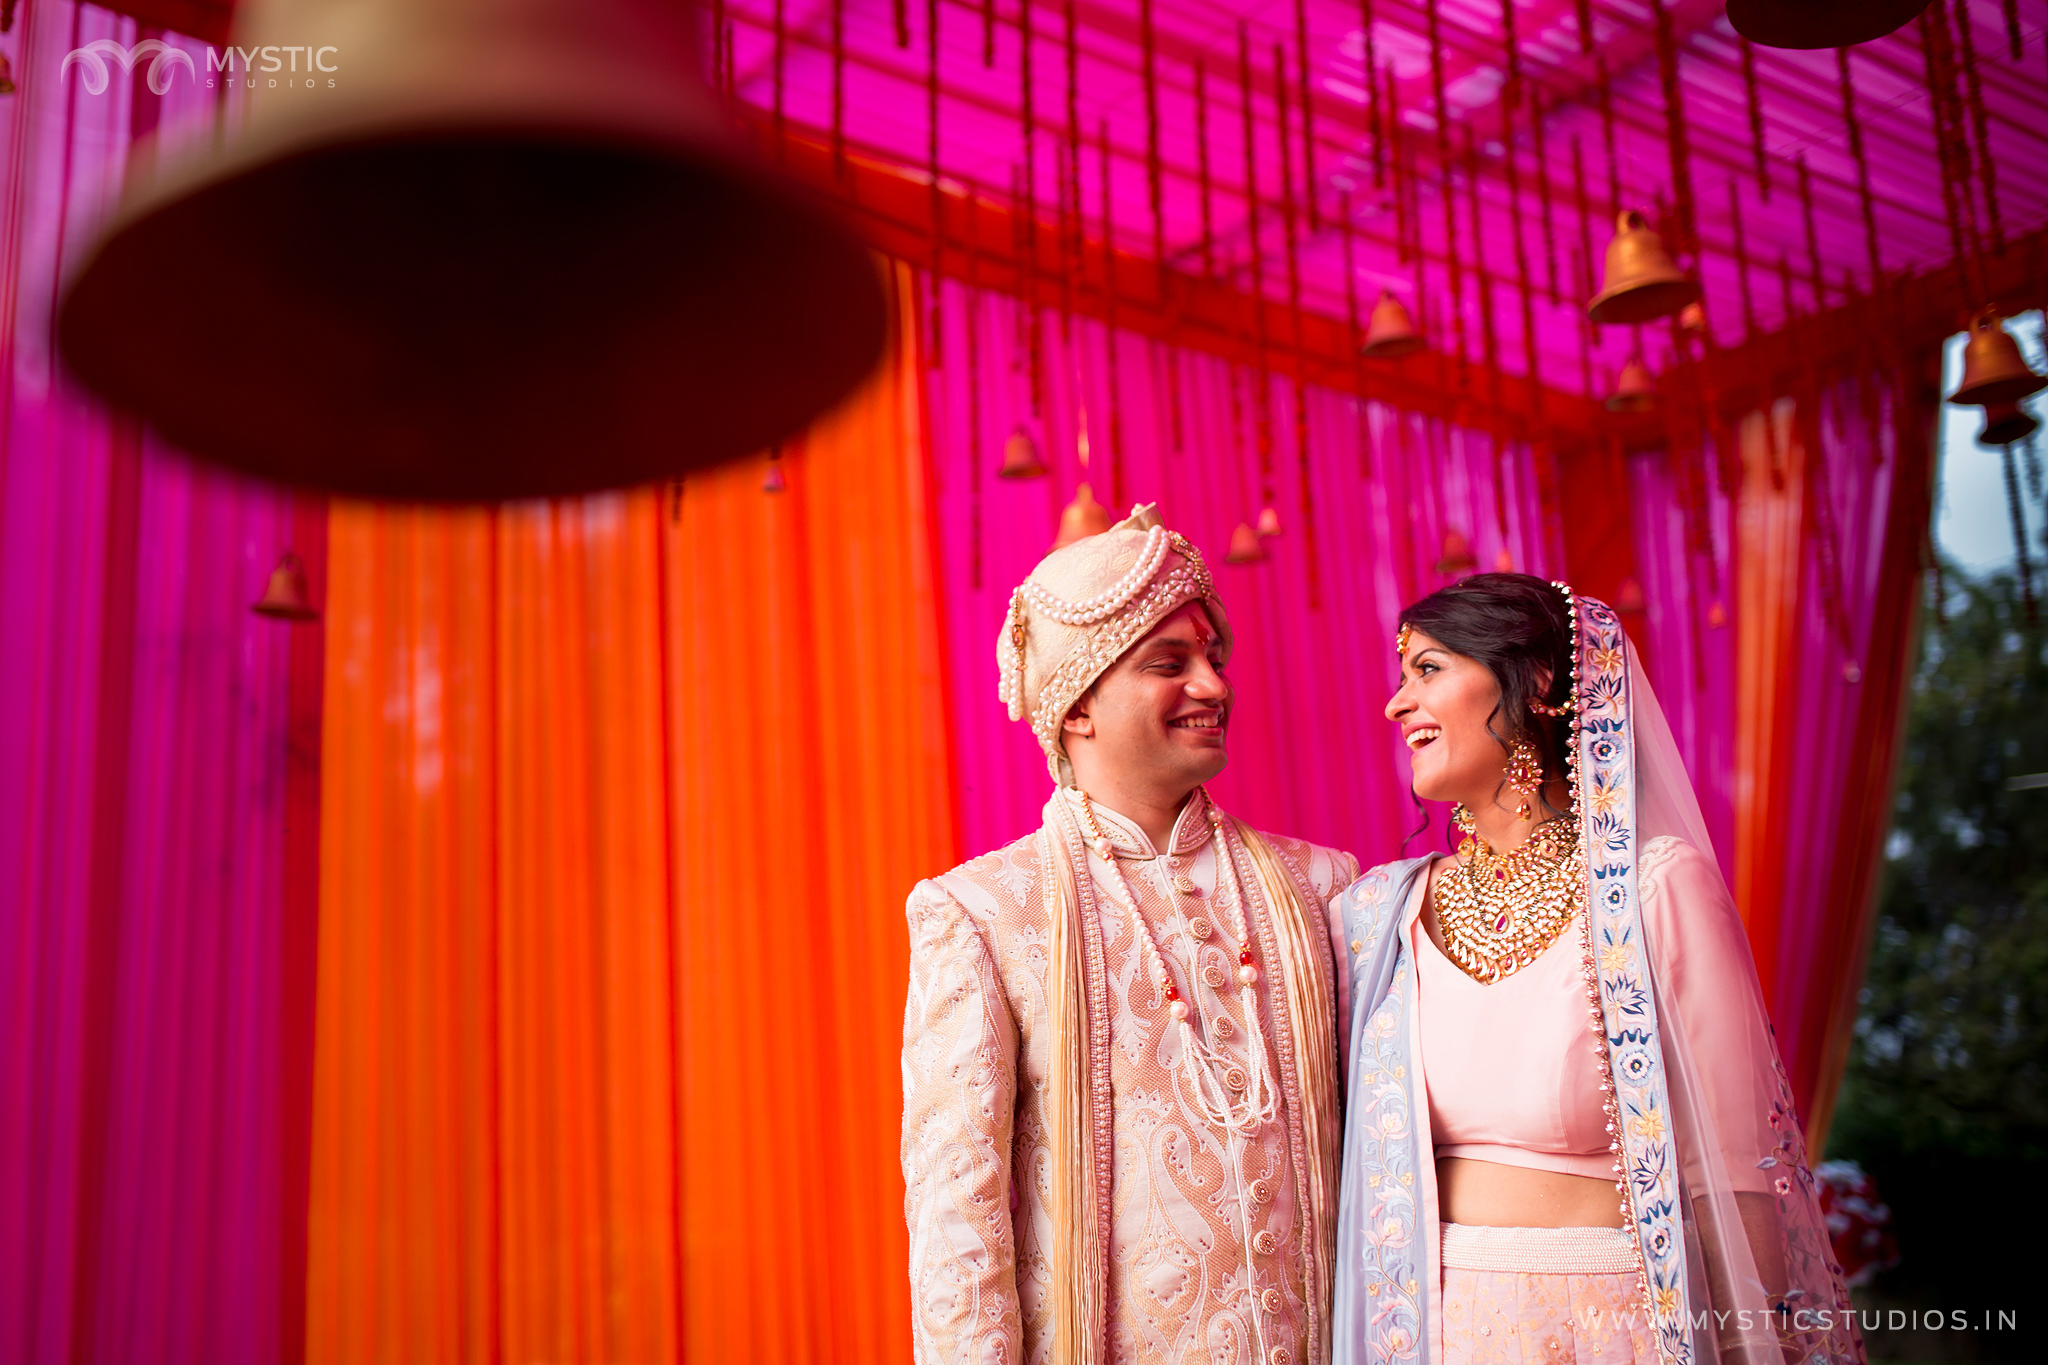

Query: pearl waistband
left=1440, top=1222, right=1638, bottom=1274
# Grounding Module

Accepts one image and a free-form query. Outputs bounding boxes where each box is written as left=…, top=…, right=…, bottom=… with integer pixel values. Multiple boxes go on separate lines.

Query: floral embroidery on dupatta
left=1333, top=862, right=1430, bottom=1364
left=1576, top=599, right=1694, bottom=1364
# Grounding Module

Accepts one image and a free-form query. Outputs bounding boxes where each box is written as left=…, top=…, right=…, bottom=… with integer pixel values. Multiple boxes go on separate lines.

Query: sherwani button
left=1202, top=962, right=1228, bottom=989
left=1253, top=1230, right=1277, bottom=1255
left=1261, top=1288, right=1285, bottom=1314
left=1188, top=916, right=1213, bottom=940
left=1247, top=1177, right=1272, bottom=1203
left=1270, top=1347, right=1293, bottom=1364
left=1223, top=1066, right=1248, bottom=1091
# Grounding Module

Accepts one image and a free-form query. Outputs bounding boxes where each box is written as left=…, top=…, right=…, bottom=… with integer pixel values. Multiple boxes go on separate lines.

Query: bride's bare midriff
left=1422, top=855, right=1624, bottom=1230
left=1435, top=1157, right=1625, bottom=1228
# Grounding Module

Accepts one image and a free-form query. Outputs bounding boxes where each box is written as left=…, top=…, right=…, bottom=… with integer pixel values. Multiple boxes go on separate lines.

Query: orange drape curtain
left=308, top=265, right=951, bottom=1363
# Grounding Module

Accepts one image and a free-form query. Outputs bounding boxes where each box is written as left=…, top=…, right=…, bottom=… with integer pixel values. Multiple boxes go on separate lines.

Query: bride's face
left=1384, top=629, right=1508, bottom=806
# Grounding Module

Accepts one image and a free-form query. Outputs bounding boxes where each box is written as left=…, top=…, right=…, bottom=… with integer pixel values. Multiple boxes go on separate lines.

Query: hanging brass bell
left=998, top=425, right=1048, bottom=479
left=1727, top=0, right=1932, bottom=51
left=1978, top=402, right=2041, bottom=448
left=1950, top=308, right=2047, bottom=407
left=55, top=0, right=886, bottom=502
left=1361, top=291, right=1426, bottom=359
left=1493, top=547, right=1514, bottom=573
left=1605, top=359, right=1656, bottom=413
left=0, top=52, right=16, bottom=97
left=1256, top=505, right=1282, bottom=537
left=1224, top=522, right=1265, bottom=564
left=1588, top=211, right=1700, bottom=326
left=1677, top=301, right=1706, bottom=336
left=252, top=552, right=318, bottom=622
left=1052, top=483, right=1113, bottom=549
left=1435, top=530, right=1478, bottom=576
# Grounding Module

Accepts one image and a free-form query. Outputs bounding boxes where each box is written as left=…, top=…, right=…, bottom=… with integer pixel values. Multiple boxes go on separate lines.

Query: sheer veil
left=1587, top=603, right=1861, bottom=1364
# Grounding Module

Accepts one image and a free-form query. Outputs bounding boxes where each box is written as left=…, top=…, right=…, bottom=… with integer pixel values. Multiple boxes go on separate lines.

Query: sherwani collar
left=1055, top=786, right=1215, bottom=859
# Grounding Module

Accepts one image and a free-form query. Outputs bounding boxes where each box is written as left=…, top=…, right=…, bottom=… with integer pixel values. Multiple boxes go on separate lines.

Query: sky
left=1934, top=310, right=2046, bottom=580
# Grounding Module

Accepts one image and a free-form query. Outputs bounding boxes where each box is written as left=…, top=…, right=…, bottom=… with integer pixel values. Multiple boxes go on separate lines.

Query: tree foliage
left=1827, top=567, right=2047, bottom=1359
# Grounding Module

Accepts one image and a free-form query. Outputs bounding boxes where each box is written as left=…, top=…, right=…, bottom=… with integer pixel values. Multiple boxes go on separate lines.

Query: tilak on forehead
left=997, top=503, right=1231, bottom=784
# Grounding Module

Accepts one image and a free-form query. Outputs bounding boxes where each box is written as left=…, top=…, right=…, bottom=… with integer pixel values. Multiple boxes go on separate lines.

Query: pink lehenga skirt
left=1438, top=1223, right=1660, bottom=1364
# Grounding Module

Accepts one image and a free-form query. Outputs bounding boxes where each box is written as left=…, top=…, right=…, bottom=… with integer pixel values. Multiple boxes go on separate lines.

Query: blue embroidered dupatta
left=1330, top=595, right=1862, bottom=1365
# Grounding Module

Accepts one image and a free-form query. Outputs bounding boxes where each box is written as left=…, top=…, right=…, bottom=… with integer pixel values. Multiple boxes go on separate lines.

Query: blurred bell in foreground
left=1606, top=358, right=1657, bottom=414
left=998, top=425, right=1047, bottom=479
left=1435, top=530, right=1478, bottom=577
left=762, top=457, right=787, bottom=493
left=1614, top=577, right=1647, bottom=613
left=1950, top=309, right=2047, bottom=407
left=1255, top=505, right=1282, bottom=537
left=1361, top=291, right=1426, bottom=359
left=1053, top=483, right=1112, bottom=549
left=252, top=552, right=318, bottom=621
left=1978, top=402, right=2040, bottom=447
left=57, top=0, right=886, bottom=502
left=1727, top=0, right=1931, bottom=50
left=1588, top=211, right=1699, bottom=326
left=1224, top=522, right=1264, bottom=564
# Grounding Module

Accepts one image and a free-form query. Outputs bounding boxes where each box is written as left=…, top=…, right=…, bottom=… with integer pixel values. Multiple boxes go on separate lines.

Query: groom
left=902, top=504, right=1359, bottom=1365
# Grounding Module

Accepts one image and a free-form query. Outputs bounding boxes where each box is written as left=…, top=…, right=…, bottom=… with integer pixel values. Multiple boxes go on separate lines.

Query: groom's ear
left=1062, top=700, right=1094, bottom=738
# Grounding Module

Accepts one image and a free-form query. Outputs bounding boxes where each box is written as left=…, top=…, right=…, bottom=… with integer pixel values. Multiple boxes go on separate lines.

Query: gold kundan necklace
left=1431, top=811, right=1583, bottom=984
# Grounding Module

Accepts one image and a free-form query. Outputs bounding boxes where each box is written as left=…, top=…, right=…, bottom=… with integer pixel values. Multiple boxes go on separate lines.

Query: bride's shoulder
left=1336, top=855, right=1434, bottom=938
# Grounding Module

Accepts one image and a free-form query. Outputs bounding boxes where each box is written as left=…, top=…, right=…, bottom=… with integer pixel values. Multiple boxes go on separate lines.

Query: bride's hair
left=1399, top=573, right=1576, bottom=834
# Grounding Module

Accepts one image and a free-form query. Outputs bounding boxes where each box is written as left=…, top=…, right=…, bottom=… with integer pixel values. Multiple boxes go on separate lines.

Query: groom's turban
left=996, top=503, right=1232, bottom=785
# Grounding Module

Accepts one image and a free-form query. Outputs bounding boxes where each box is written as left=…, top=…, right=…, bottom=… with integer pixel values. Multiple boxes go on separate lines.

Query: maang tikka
left=1505, top=735, right=1544, bottom=820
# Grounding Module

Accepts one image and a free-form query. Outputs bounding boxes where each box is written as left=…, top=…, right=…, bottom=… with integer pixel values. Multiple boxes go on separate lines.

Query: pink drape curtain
left=1625, top=381, right=1918, bottom=1133
left=0, top=8, right=316, bottom=1364
left=920, top=273, right=1567, bottom=865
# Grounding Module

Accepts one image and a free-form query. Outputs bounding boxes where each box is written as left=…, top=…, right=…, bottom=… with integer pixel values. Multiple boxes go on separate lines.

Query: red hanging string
left=895, top=0, right=909, bottom=49
left=1952, top=0, right=2004, bottom=253
left=1384, top=62, right=1409, bottom=265
left=1595, top=58, right=1622, bottom=220
left=1921, top=2, right=1985, bottom=296
left=1196, top=59, right=1216, bottom=279
left=928, top=0, right=945, bottom=362
left=1532, top=97, right=1560, bottom=303
left=967, top=185, right=984, bottom=590
left=1274, top=44, right=1320, bottom=602
left=1505, top=108, right=1542, bottom=435
left=1795, top=154, right=1825, bottom=312
left=1498, top=0, right=1522, bottom=112
left=1064, top=0, right=1084, bottom=318
left=1740, top=35, right=1771, bottom=200
left=1099, top=122, right=1124, bottom=509
left=1573, top=245, right=1595, bottom=397
left=831, top=0, right=846, bottom=180
left=1463, top=129, right=1504, bottom=518
left=1343, top=191, right=1371, bottom=477
left=2002, top=0, right=2023, bottom=57
left=1142, top=0, right=1166, bottom=273
left=984, top=0, right=996, bottom=66
left=1574, top=0, right=1594, bottom=54
left=1650, top=0, right=1696, bottom=259
left=1836, top=48, right=1883, bottom=289
left=1238, top=24, right=1276, bottom=512
left=1728, top=179, right=1757, bottom=342
left=1294, top=0, right=1321, bottom=230
left=1361, top=0, right=1385, bottom=190
left=1424, top=0, right=1465, bottom=388
left=1571, top=133, right=1597, bottom=347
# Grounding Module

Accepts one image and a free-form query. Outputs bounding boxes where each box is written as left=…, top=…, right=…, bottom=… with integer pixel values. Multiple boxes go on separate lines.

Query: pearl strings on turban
left=996, top=503, right=1232, bottom=784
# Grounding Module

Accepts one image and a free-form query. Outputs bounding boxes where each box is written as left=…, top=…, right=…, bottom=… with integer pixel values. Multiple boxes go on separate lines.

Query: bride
left=1330, top=574, right=1861, bottom=1364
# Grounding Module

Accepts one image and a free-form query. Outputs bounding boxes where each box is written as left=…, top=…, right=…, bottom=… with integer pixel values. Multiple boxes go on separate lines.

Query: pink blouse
left=1409, top=837, right=1777, bottom=1193
left=1413, top=892, right=1614, bottom=1180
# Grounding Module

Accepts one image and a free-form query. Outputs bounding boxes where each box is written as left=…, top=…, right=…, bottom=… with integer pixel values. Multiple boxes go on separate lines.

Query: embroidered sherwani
left=903, top=787, right=1358, bottom=1365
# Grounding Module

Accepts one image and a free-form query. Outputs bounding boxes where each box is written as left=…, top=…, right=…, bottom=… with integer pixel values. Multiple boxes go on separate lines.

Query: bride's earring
left=1506, top=736, right=1543, bottom=820
left=1452, top=803, right=1477, bottom=858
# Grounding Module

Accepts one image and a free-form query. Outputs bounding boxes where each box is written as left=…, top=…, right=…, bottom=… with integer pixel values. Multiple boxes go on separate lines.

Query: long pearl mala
left=1076, top=790, right=1278, bottom=1137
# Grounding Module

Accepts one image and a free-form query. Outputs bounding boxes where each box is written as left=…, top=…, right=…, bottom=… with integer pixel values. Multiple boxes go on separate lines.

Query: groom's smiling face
left=1385, top=629, right=1507, bottom=806
left=1062, top=603, right=1232, bottom=794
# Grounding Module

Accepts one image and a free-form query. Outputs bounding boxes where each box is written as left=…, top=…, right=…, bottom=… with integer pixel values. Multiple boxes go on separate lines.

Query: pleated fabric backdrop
left=0, top=10, right=1925, bottom=1361
left=308, top=269, right=946, bottom=1365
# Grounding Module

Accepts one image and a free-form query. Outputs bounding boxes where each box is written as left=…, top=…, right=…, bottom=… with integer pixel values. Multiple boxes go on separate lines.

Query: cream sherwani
left=903, top=787, right=1358, bottom=1365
